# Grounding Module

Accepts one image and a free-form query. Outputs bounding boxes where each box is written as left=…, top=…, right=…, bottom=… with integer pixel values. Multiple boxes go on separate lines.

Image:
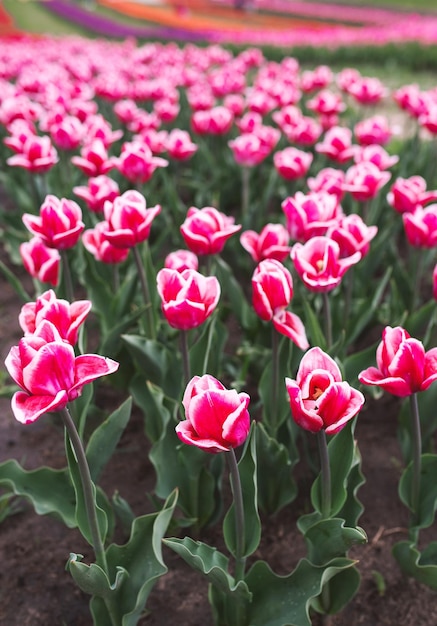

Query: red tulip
left=20, top=237, right=60, bottom=286
left=286, top=347, right=364, bottom=434
left=327, top=214, right=378, bottom=258
left=291, top=236, right=361, bottom=292
left=19, top=289, right=91, bottom=345
left=156, top=268, right=220, bottom=330
left=180, top=206, right=241, bottom=256
left=343, top=162, right=391, bottom=202
left=5, top=321, right=119, bottom=424
left=315, top=126, right=356, bottom=164
left=358, top=326, right=437, bottom=397
left=103, top=190, right=161, bottom=249
left=23, top=195, right=85, bottom=250
left=307, top=167, right=345, bottom=201
left=176, top=374, right=250, bottom=453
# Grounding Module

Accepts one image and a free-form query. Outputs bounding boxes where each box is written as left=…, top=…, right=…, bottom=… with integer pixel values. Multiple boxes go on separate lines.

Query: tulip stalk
left=227, top=448, right=246, bottom=582
left=180, top=329, right=191, bottom=385
left=132, top=243, right=155, bottom=340
left=322, top=291, right=332, bottom=349
left=60, top=250, right=75, bottom=303
left=317, top=429, right=332, bottom=519
left=270, top=326, right=280, bottom=437
left=409, top=392, right=422, bottom=540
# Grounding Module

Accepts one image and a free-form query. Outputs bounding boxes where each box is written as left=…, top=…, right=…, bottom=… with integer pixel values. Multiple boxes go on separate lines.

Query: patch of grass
left=4, top=0, right=92, bottom=36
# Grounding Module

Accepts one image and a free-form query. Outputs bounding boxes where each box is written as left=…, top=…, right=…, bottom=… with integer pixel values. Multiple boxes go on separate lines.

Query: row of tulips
left=0, top=35, right=436, bottom=626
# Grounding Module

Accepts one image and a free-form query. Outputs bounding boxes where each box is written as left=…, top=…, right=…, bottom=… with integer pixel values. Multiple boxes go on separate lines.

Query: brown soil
left=1, top=261, right=437, bottom=626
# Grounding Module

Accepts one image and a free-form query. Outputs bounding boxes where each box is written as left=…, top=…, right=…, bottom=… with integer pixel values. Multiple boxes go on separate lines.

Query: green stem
left=241, top=166, right=250, bottom=227
left=180, top=329, right=191, bottom=386
left=409, top=393, right=422, bottom=541
left=60, top=249, right=74, bottom=302
left=60, top=406, right=108, bottom=571
left=322, top=291, right=332, bottom=350
left=132, top=244, right=155, bottom=339
left=270, top=325, right=279, bottom=437
left=227, top=448, right=246, bottom=582
left=317, top=429, right=331, bottom=520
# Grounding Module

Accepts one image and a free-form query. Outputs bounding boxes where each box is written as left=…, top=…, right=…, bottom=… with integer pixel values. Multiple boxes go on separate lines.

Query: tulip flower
left=347, top=77, right=387, bottom=106
left=286, top=346, right=365, bottom=435
left=354, top=144, right=399, bottom=170
left=387, top=175, right=437, bottom=214
left=291, top=236, right=361, bottom=293
left=180, top=206, right=241, bottom=256
left=343, top=161, right=391, bottom=202
left=358, top=326, right=437, bottom=397
left=71, top=138, right=116, bottom=177
left=252, top=259, right=293, bottom=322
left=6, top=134, right=59, bottom=174
left=5, top=321, right=119, bottom=424
left=114, top=140, right=168, bottom=184
left=176, top=374, right=250, bottom=453
left=354, top=115, right=392, bottom=146
left=48, top=115, right=84, bottom=151
left=282, top=191, right=341, bottom=242
left=165, top=129, right=198, bottom=161
left=22, top=195, right=85, bottom=250
left=73, top=175, right=120, bottom=214
left=402, top=206, right=437, bottom=248
left=240, top=223, right=291, bottom=263
left=20, top=237, right=60, bottom=286
left=327, top=214, right=378, bottom=258
left=228, top=133, right=271, bottom=167
left=307, top=89, right=346, bottom=117
left=103, top=190, right=161, bottom=249
left=273, top=147, right=313, bottom=181
left=82, top=221, right=130, bottom=265
left=315, top=126, right=356, bottom=164
left=156, top=268, right=220, bottom=330
left=18, top=289, right=91, bottom=345
left=164, top=249, right=199, bottom=273
left=191, top=106, right=234, bottom=135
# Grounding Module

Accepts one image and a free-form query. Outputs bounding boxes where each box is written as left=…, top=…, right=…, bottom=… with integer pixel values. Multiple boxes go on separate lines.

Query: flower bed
left=0, top=34, right=436, bottom=626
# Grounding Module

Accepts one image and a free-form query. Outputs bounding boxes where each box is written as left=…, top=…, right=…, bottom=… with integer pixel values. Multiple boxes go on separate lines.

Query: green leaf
left=90, top=490, right=178, bottom=626
left=86, top=397, right=132, bottom=483
left=393, top=541, right=437, bottom=590
left=255, top=422, right=298, bottom=515
left=246, top=557, right=358, bottom=626
left=337, top=440, right=366, bottom=528
left=223, top=425, right=261, bottom=559
left=0, top=459, right=76, bottom=526
left=130, top=376, right=176, bottom=444
left=215, top=256, right=257, bottom=330
left=68, top=553, right=127, bottom=598
left=163, top=536, right=251, bottom=601
left=343, top=342, right=380, bottom=388
left=189, top=314, right=228, bottom=378
left=310, top=565, right=361, bottom=615
left=304, top=518, right=367, bottom=565
left=149, top=420, right=219, bottom=528
left=398, top=453, right=437, bottom=531
left=0, top=259, right=30, bottom=302
left=302, top=297, right=326, bottom=351
left=310, top=422, right=355, bottom=518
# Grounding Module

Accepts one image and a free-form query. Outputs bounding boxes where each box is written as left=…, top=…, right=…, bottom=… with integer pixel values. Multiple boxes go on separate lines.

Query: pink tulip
left=282, top=191, right=341, bottom=242
left=354, top=144, right=399, bottom=170
left=48, top=115, right=84, bottom=151
left=180, top=206, right=241, bottom=256
left=315, top=126, right=356, bottom=164
left=228, top=133, right=271, bottom=167
left=103, top=190, right=161, bottom=249
left=235, top=111, right=263, bottom=134
left=164, top=249, right=199, bottom=273
left=358, top=326, right=437, bottom=397
left=71, top=138, right=116, bottom=177
left=191, top=106, right=234, bottom=135
left=154, top=98, right=180, bottom=124
left=252, top=259, right=293, bottom=321
left=240, top=223, right=291, bottom=263
left=73, top=175, right=120, bottom=214
left=307, top=167, right=345, bottom=201
left=327, top=214, right=378, bottom=257
left=20, top=237, right=60, bottom=287
left=176, top=374, right=250, bottom=453
left=273, top=147, right=313, bottom=181
left=354, top=115, right=392, bottom=146
left=156, top=268, right=220, bottom=330
left=23, top=195, right=85, bottom=250
left=4, top=119, right=37, bottom=153
left=343, top=161, right=391, bottom=202
left=114, top=140, right=168, bottom=184
left=402, top=206, right=437, bottom=248
left=347, top=77, right=387, bottom=106
left=393, top=84, right=428, bottom=119
left=307, top=89, right=346, bottom=117
left=285, top=115, right=323, bottom=146
left=286, top=347, right=364, bottom=434
left=300, top=65, right=333, bottom=93
left=5, top=321, right=119, bottom=424
left=387, top=175, right=437, bottom=214
left=165, top=129, right=198, bottom=161
left=18, top=289, right=91, bottom=345
left=7, top=135, right=59, bottom=174
left=291, top=236, right=361, bottom=292
left=82, top=222, right=130, bottom=264
left=83, top=114, right=123, bottom=148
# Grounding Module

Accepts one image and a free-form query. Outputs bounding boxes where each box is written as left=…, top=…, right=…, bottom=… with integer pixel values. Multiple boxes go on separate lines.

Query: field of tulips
left=0, top=33, right=437, bottom=626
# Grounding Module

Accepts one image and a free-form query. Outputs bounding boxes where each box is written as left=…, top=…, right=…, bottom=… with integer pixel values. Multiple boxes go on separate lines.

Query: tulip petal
left=272, top=310, right=309, bottom=350
left=12, top=390, right=68, bottom=424
left=175, top=420, right=229, bottom=453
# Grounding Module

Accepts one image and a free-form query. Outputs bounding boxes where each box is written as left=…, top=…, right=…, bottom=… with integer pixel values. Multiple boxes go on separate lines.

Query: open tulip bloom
left=286, top=347, right=365, bottom=435
left=5, top=320, right=119, bottom=424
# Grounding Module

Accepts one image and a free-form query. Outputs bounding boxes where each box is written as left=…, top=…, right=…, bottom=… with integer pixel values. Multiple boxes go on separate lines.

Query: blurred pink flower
left=20, top=237, right=60, bottom=287
left=23, top=195, right=84, bottom=250
left=240, top=223, right=291, bottom=263
left=180, top=206, right=241, bottom=255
